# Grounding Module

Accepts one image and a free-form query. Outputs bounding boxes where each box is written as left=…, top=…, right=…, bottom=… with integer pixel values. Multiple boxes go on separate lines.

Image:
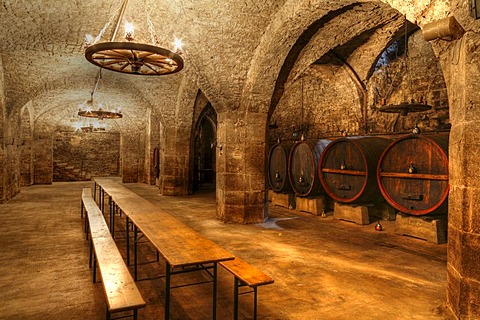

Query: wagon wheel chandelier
left=84, top=0, right=184, bottom=76
left=78, top=102, right=123, bottom=120
left=378, top=100, right=431, bottom=116
left=379, top=17, right=432, bottom=116
left=78, top=69, right=123, bottom=120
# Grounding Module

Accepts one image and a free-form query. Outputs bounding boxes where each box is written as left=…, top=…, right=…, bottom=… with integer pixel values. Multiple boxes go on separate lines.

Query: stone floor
left=0, top=181, right=447, bottom=320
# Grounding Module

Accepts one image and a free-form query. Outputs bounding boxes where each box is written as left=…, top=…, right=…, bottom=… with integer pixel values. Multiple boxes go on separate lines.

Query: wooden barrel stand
left=289, top=138, right=331, bottom=215
left=377, top=133, right=449, bottom=243
left=319, top=136, right=393, bottom=224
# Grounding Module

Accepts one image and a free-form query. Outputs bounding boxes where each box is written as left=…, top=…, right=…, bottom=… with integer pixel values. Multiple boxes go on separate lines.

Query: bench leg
left=232, top=278, right=258, bottom=320
left=233, top=277, right=239, bottom=320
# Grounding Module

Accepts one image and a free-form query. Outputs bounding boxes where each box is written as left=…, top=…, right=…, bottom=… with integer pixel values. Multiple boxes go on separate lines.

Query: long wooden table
left=93, top=177, right=235, bottom=320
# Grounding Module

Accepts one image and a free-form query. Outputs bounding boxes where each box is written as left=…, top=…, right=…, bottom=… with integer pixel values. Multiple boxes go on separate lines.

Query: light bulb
left=125, top=22, right=135, bottom=41
left=173, top=38, right=183, bottom=54
left=84, top=34, right=94, bottom=47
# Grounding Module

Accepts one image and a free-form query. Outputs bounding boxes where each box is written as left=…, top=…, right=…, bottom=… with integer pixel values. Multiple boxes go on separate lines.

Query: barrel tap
left=408, top=162, right=417, bottom=174
left=275, top=170, right=282, bottom=182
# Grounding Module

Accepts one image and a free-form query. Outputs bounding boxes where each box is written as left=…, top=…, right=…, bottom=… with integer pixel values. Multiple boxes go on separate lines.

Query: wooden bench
left=93, top=178, right=235, bottom=320
left=220, top=257, right=274, bottom=320
left=82, top=188, right=146, bottom=320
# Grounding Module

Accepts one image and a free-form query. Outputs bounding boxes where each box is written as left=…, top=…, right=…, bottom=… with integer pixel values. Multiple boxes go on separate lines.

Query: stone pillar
left=444, top=31, right=480, bottom=318
left=0, top=55, right=19, bottom=200
left=157, top=71, right=196, bottom=196
left=216, top=111, right=267, bottom=223
left=0, top=55, right=6, bottom=201
left=159, top=125, right=190, bottom=196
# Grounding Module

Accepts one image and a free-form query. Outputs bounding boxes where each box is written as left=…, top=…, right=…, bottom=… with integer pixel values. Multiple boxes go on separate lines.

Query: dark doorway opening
left=194, top=115, right=216, bottom=192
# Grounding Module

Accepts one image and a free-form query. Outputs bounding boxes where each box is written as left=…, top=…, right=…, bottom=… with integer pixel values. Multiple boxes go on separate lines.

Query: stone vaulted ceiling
left=0, top=0, right=450, bottom=131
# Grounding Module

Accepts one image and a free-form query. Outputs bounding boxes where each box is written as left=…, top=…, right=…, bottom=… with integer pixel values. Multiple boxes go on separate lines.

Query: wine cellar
left=0, top=1, right=479, bottom=319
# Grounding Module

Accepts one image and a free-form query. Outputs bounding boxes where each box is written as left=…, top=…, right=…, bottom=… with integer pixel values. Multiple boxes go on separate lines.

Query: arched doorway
left=193, top=114, right=216, bottom=192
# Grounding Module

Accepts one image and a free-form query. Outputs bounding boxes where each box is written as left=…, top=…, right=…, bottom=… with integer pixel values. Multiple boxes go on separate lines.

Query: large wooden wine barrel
left=319, top=136, right=391, bottom=204
left=288, top=139, right=331, bottom=197
left=377, top=133, right=449, bottom=215
left=267, top=141, right=293, bottom=193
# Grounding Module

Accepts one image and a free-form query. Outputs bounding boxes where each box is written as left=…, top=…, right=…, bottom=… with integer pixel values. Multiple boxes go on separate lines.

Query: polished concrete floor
left=0, top=181, right=447, bottom=319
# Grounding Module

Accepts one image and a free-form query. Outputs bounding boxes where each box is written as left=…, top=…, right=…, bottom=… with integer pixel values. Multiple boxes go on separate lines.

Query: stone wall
left=53, top=129, right=120, bottom=177
left=367, top=31, right=449, bottom=134
left=270, top=64, right=361, bottom=140
left=269, top=30, right=449, bottom=143
left=121, top=131, right=144, bottom=183
left=33, top=136, right=52, bottom=185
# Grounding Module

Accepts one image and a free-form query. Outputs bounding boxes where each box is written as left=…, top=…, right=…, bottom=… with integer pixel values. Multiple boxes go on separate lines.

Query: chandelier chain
left=93, top=0, right=124, bottom=45
left=145, top=0, right=158, bottom=46
left=146, top=14, right=158, bottom=46
left=90, top=69, right=103, bottom=101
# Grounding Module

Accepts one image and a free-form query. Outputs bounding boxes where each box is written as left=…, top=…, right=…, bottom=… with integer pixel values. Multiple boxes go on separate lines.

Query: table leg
left=89, top=238, right=93, bottom=268
left=85, top=216, right=89, bottom=241
left=109, top=197, right=115, bottom=238
left=80, top=200, right=84, bottom=219
left=213, top=262, right=217, bottom=320
left=100, top=189, right=105, bottom=215
left=126, top=216, right=130, bottom=266
left=93, top=253, right=97, bottom=283
left=134, top=225, right=138, bottom=281
left=253, top=286, right=258, bottom=320
left=165, top=262, right=171, bottom=320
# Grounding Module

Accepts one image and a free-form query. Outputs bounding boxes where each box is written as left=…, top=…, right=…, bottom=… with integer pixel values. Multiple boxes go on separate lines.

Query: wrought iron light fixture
left=84, top=0, right=184, bottom=75
left=74, top=121, right=107, bottom=133
left=379, top=18, right=432, bottom=116
left=78, top=103, right=123, bottom=120
left=78, top=70, right=122, bottom=120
